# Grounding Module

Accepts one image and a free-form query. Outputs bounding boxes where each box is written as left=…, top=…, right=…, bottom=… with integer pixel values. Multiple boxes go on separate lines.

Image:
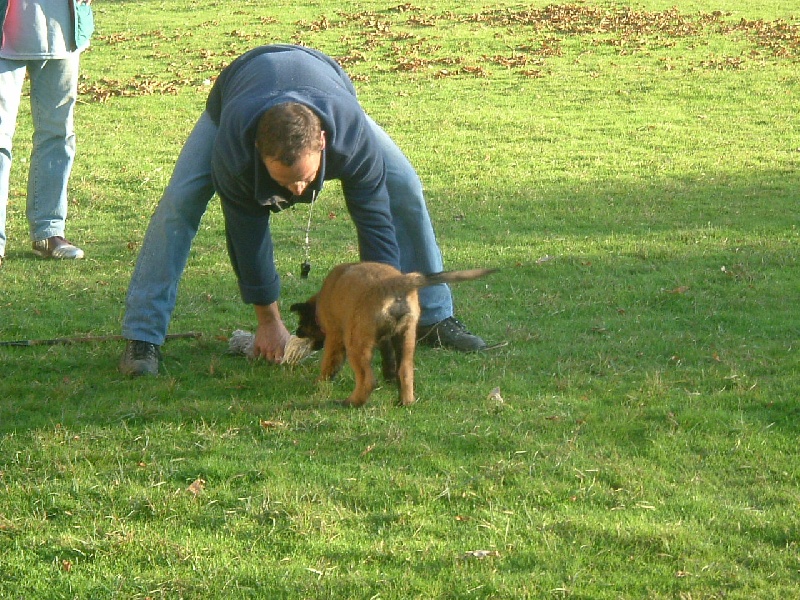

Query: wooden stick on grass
left=0, top=332, right=202, bottom=347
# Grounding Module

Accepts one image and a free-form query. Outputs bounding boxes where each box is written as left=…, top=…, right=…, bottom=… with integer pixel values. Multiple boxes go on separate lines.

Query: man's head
left=256, top=103, right=325, bottom=197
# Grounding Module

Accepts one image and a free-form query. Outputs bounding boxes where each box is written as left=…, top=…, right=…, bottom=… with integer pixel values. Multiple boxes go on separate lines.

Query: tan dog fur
left=290, top=262, right=495, bottom=407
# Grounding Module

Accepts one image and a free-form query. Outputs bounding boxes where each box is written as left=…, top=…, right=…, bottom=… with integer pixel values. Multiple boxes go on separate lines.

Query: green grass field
left=1, top=1, right=798, bottom=598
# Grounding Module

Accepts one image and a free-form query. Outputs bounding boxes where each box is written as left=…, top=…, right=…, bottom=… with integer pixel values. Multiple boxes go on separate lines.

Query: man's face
left=263, top=151, right=322, bottom=198
left=261, top=131, right=326, bottom=197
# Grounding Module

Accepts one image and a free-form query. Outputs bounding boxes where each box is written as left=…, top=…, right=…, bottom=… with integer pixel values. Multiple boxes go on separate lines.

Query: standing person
left=119, top=44, right=487, bottom=377
left=0, top=0, right=93, bottom=267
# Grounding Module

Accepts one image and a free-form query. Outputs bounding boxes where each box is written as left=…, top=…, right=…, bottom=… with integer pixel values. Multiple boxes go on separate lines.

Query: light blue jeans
left=0, top=55, right=80, bottom=256
left=122, top=111, right=453, bottom=345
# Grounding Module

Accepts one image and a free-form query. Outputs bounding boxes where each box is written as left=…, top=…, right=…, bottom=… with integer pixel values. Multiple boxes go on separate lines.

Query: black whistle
left=300, top=261, right=311, bottom=279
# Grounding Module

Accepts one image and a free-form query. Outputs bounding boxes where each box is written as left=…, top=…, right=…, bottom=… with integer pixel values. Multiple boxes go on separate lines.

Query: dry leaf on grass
left=360, top=444, right=376, bottom=457
left=487, top=387, right=504, bottom=404
left=461, top=550, right=500, bottom=560
left=187, top=478, right=206, bottom=497
left=664, top=285, right=690, bottom=294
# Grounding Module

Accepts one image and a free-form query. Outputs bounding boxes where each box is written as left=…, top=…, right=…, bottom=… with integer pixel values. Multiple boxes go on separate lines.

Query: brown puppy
left=290, top=262, right=495, bottom=407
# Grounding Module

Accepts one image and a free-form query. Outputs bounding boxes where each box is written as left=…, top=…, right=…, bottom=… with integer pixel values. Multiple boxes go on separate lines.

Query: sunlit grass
left=1, top=1, right=799, bottom=598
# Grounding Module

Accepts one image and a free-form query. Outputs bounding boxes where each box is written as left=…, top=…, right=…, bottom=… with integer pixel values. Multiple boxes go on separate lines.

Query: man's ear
left=320, top=130, right=326, bottom=150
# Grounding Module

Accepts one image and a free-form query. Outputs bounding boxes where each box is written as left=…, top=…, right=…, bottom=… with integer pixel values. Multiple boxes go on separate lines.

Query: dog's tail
left=419, top=268, right=498, bottom=287
left=390, top=268, right=497, bottom=293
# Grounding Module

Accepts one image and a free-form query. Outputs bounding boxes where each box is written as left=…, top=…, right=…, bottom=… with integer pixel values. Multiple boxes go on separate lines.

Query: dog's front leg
left=318, top=332, right=345, bottom=382
left=345, top=342, right=377, bottom=407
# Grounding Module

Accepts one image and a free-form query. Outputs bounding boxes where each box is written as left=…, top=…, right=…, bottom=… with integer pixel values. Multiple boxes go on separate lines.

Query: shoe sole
left=119, top=355, right=160, bottom=376
left=119, top=363, right=159, bottom=377
left=32, top=249, right=85, bottom=259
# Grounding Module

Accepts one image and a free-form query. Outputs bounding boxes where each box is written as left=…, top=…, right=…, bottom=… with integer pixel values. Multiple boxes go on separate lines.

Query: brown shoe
left=32, top=236, right=85, bottom=259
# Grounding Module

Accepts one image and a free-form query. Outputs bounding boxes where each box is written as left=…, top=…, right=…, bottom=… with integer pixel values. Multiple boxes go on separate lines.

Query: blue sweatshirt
left=206, top=44, right=400, bottom=306
left=0, top=0, right=94, bottom=57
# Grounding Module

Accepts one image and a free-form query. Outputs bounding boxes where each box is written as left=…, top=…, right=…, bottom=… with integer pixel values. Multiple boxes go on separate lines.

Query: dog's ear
left=289, top=302, right=307, bottom=315
left=289, top=302, right=311, bottom=329
left=289, top=300, right=324, bottom=349
left=290, top=295, right=316, bottom=313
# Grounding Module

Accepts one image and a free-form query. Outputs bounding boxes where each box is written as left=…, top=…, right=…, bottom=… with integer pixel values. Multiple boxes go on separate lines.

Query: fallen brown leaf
left=461, top=549, right=500, bottom=560
left=360, top=444, right=376, bottom=457
left=664, top=285, right=689, bottom=294
left=187, top=478, right=206, bottom=497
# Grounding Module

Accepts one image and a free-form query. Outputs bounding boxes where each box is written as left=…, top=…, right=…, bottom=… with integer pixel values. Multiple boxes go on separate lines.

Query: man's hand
left=253, top=302, right=291, bottom=364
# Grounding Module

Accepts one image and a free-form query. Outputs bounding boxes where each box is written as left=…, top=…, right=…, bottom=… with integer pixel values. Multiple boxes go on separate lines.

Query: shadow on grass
left=0, top=169, right=798, bottom=440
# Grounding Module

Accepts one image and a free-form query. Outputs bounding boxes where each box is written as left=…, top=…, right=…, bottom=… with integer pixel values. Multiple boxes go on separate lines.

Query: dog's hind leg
left=395, top=328, right=417, bottom=406
left=379, top=338, right=397, bottom=383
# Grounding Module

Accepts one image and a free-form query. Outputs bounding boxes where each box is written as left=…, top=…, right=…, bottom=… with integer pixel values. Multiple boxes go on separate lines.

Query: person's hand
left=253, top=302, right=290, bottom=364
left=253, top=320, right=290, bottom=363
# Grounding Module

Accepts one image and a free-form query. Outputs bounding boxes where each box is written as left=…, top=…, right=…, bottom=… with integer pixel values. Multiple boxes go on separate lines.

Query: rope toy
left=228, top=330, right=316, bottom=365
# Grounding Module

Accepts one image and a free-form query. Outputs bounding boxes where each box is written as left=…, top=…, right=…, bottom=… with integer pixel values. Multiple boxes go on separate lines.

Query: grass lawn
left=1, top=0, right=798, bottom=598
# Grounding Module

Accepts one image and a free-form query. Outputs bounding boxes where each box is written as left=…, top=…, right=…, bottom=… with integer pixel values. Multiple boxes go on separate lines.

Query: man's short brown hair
left=256, top=103, right=323, bottom=166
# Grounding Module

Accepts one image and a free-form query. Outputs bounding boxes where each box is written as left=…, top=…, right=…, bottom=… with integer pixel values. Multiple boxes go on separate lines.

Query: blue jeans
left=122, top=111, right=453, bottom=345
left=0, top=55, right=80, bottom=256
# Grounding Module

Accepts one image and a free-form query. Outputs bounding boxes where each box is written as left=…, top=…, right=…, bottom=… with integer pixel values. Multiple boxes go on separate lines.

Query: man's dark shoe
left=119, top=340, right=161, bottom=376
left=32, top=236, right=85, bottom=259
left=417, top=317, right=487, bottom=352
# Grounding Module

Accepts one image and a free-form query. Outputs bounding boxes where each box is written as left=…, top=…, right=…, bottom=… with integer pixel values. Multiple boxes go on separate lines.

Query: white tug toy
left=228, top=330, right=316, bottom=365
